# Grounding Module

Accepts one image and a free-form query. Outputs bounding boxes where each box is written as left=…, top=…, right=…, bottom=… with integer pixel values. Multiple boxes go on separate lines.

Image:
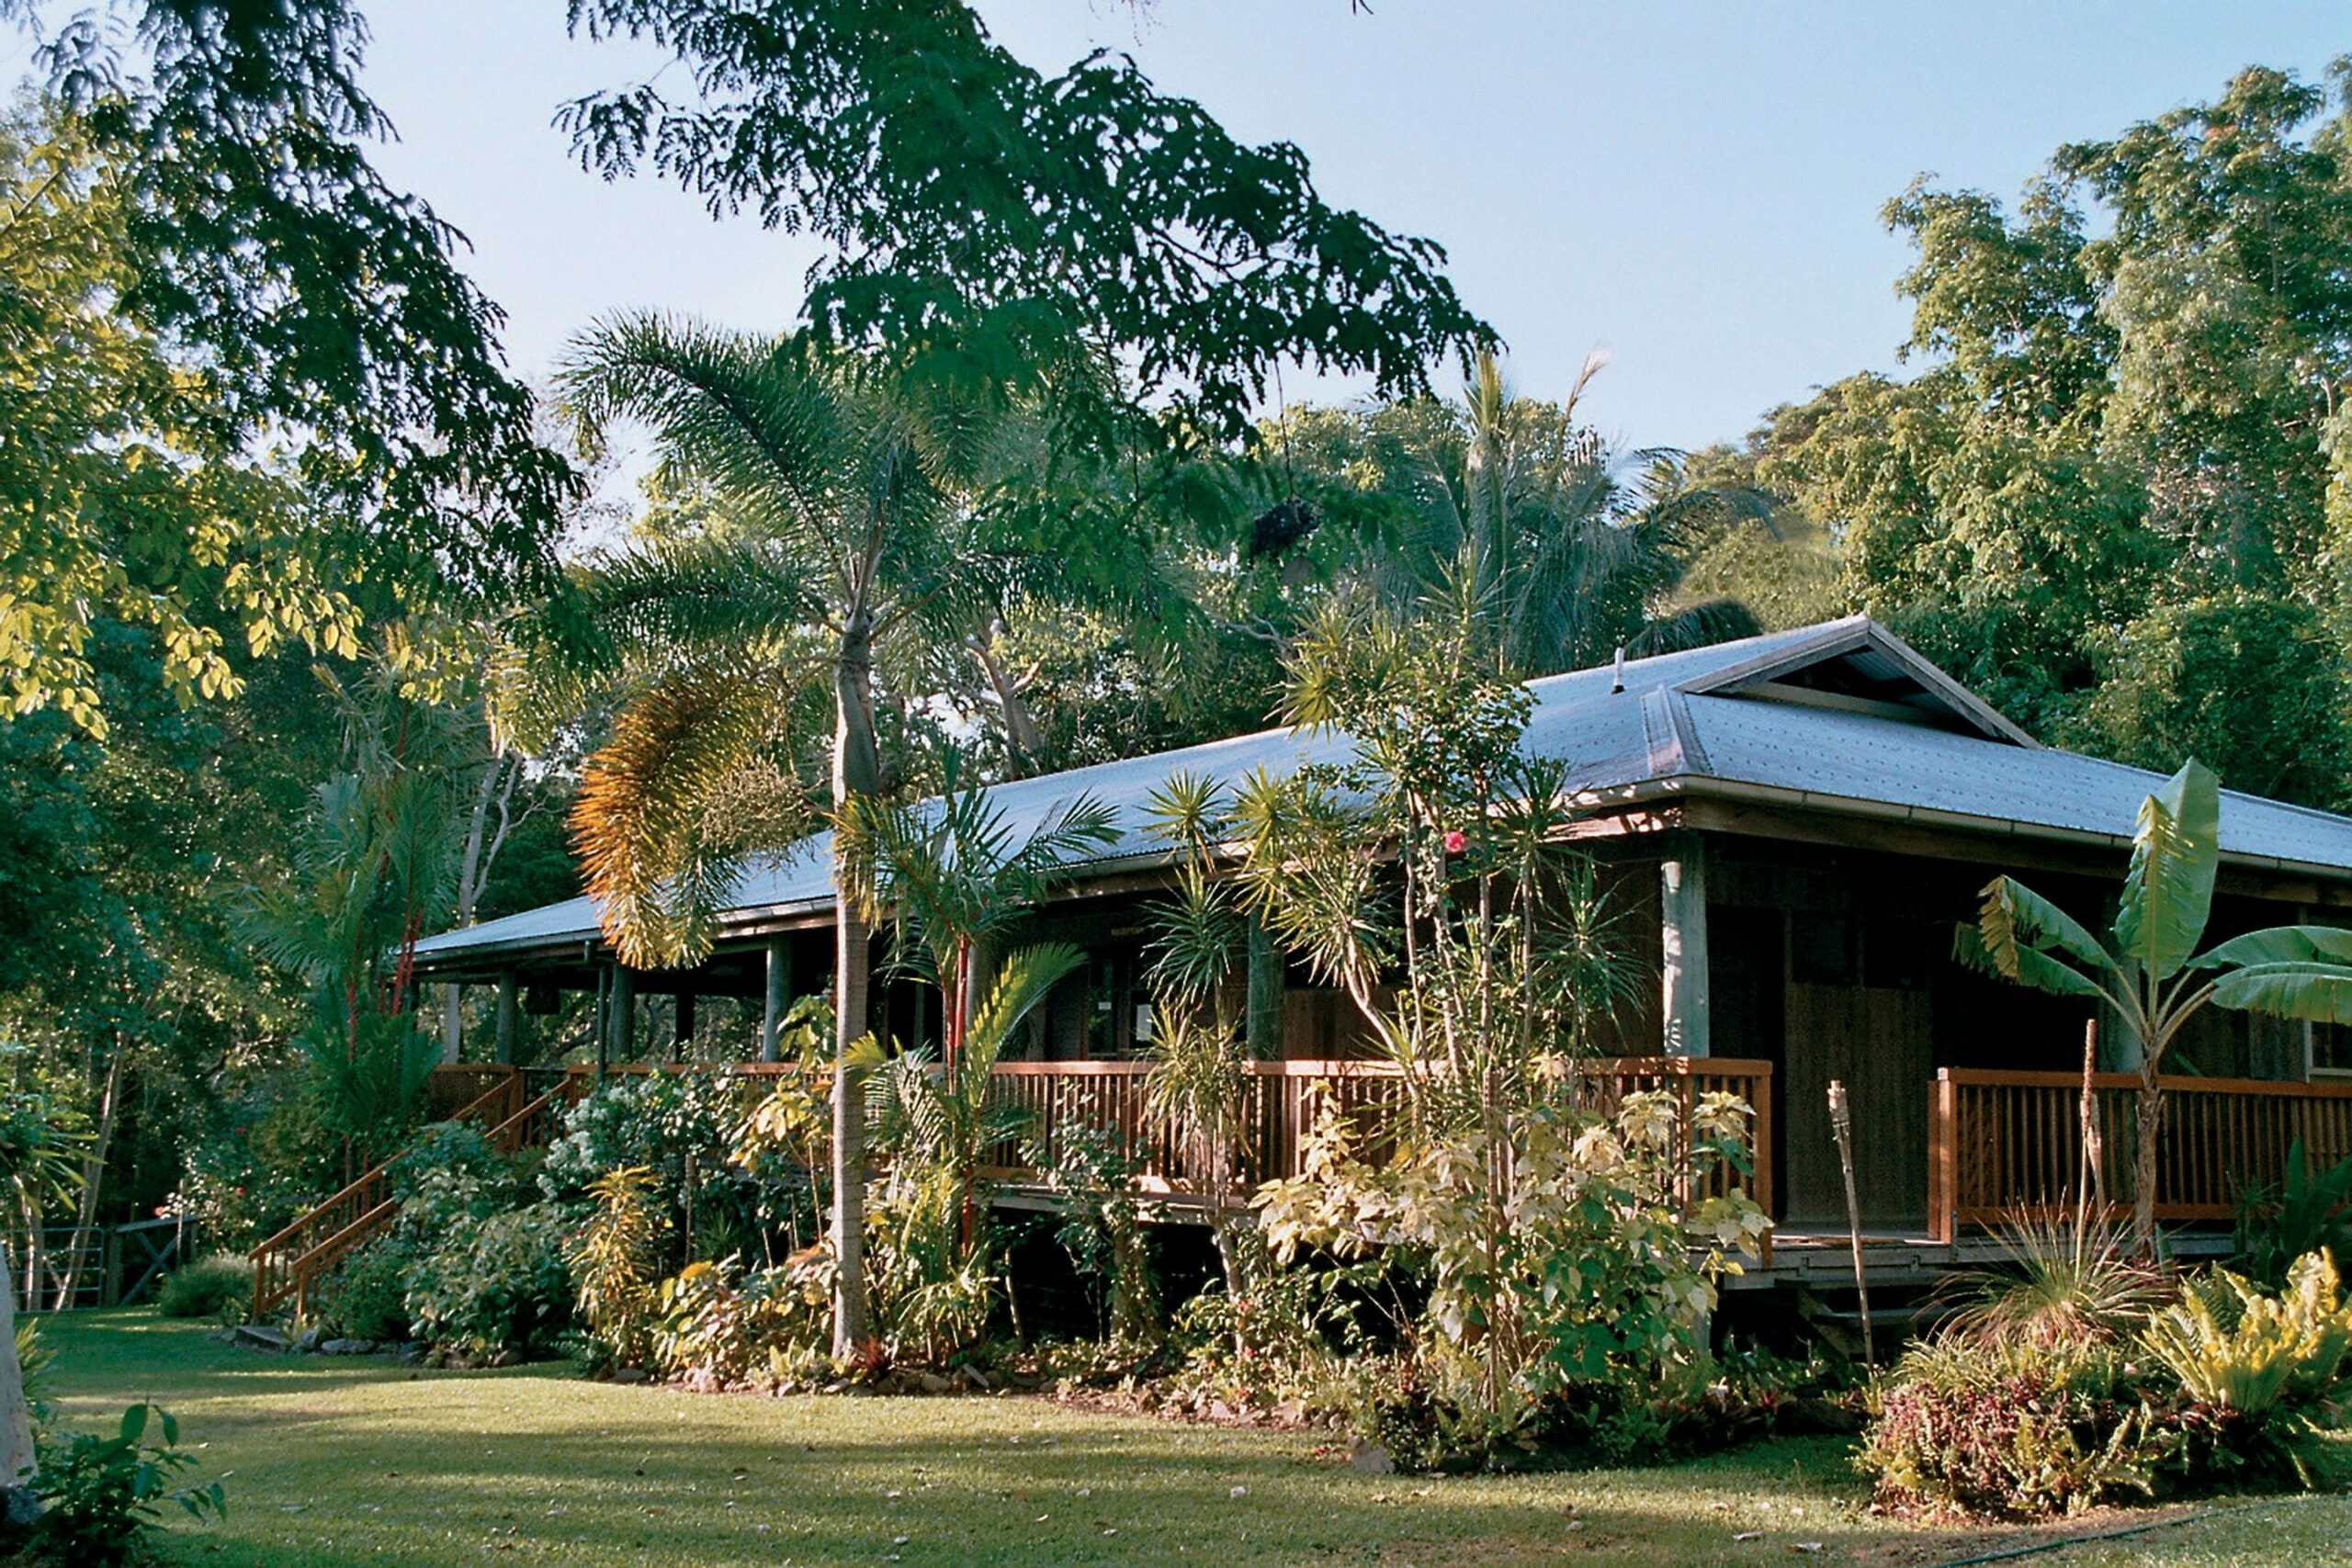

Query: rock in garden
left=611, top=1367, right=650, bottom=1385
left=1349, top=1444, right=1396, bottom=1475
left=235, top=1324, right=290, bottom=1352
left=294, top=1327, right=325, bottom=1353
left=489, top=1348, right=524, bottom=1369
left=917, top=1371, right=953, bottom=1394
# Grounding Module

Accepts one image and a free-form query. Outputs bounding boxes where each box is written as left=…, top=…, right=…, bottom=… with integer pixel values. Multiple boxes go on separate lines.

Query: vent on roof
left=1677, top=621, right=2037, bottom=747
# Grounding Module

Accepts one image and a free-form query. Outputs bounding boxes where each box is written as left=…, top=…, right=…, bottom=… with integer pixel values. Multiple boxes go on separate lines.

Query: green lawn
left=32, top=1312, right=2352, bottom=1567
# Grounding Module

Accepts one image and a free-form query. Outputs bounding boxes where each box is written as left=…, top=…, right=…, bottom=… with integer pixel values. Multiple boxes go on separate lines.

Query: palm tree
left=1309, top=351, right=1770, bottom=678
left=238, top=670, right=464, bottom=1176
left=548, top=314, right=1017, bottom=1357
left=1960, top=758, right=2352, bottom=1250
left=839, top=756, right=1117, bottom=1062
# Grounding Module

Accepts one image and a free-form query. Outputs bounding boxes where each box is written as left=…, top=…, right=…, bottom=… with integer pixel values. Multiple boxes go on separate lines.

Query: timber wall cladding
left=1783, top=984, right=1933, bottom=1228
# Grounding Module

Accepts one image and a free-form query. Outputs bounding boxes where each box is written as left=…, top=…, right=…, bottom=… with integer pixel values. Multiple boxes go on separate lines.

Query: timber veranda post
left=762, top=934, right=792, bottom=1063
left=1659, top=834, right=1711, bottom=1058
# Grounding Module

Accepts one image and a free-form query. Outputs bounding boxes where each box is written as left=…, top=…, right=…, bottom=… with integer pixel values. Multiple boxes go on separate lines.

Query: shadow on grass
left=40, top=1312, right=2220, bottom=1568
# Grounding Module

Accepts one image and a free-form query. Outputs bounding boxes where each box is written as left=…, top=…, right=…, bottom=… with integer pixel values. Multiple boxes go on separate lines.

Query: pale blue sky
left=27, top=3, right=2352, bottom=450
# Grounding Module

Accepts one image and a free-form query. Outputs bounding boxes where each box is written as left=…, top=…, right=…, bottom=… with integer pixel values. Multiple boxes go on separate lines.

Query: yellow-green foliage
left=1258, top=1087, right=1769, bottom=1412
left=566, top=1166, right=664, bottom=1370
left=650, top=1255, right=830, bottom=1387
left=2141, top=1250, right=2352, bottom=1416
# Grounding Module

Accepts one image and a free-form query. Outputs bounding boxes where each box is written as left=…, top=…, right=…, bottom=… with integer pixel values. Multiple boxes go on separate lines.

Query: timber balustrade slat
left=1929, top=1066, right=2352, bottom=1228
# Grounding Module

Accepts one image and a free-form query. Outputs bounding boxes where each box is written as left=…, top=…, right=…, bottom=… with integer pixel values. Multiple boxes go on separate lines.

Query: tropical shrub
left=404, top=1201, right=572, bottom=1360
left=650, top=1254, right=830, bottom=1387
left=860, top=1172, right=997, bottom=1367
left=153, top=1254, right=252, bottom=1322
left=567, top=1165, right=666, bottom=1371
left=389, top=1120, right=506, bottom=1201
left=2233, top=1139, right=2352, bottom=1287
left=729, top=1054, right=834, bottom=1257
left=1860, top=1247, right=2352, bottom=1514
left=1859, top=1336, right=2159, bottom=1518
left=1159, top=1254, right=1382, bottom=1425
left=1257, top=1086, right=1768, bottom=1465
left=315, top=1239, right=413, bottom=1343
left=2140, top=1251, right=2352, bottom=1484
left=29, top=1403, right=225, bottom=1568
left=541, top=1072, right=759, bottom=1266
left=1023, top=1117, right=1159, bottom=1349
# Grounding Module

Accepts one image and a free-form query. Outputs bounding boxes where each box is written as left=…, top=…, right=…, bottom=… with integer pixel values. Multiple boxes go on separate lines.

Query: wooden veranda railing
left=1927, top=1067, right=2352, bottom=1243
left=250, top=1055, right=1774, bottom=1321
left=978, top=1055, right=1774, bottom=1242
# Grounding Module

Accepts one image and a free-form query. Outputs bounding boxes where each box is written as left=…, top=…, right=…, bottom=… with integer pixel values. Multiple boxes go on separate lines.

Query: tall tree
left=1264, top=354, right=1770, bottom=677
left=560, top=0, right=1490, bottom=445
left=547, top=315, right=1005, bottom=1355
left=1751, top=62, right=2352, bottom=804
left=0, top=5, right=574, bottom=734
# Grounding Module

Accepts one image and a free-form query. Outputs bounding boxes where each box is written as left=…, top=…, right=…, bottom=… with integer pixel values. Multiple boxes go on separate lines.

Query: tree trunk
left=830, top=612, right=883, bottom=1360
left=0, top=1247, right=31, bottom=1491
left=970, top=624, right=1045, bottom=780
left=2133, top=1056, right=2164, bottom=1255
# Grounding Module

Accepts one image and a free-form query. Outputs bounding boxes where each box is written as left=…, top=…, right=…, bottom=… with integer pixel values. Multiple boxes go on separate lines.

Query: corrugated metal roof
left=413, top=615, right=2352, bottom=965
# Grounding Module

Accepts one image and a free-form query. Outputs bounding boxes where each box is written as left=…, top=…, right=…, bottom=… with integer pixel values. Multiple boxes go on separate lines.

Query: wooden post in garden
left=608, top=965, right=637, bottom=1066
left=1660, top=838, right=1711, bottom=1056
left=1827, top=1078, right=1874, bottom=1369
left=2079, top=1021, right=2104, bottom=1224
left=762, top=935, right=792, bottom=1063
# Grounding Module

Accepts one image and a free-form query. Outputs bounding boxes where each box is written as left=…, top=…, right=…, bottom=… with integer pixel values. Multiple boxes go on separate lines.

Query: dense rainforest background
left=3, top=2, right=2351, bottom=1280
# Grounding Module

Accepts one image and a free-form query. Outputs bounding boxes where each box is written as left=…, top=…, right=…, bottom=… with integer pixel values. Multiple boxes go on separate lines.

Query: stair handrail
left=248, top=1075, right=526, bottom=1319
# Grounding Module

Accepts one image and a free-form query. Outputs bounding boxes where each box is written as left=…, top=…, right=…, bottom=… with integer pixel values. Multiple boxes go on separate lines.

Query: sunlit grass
left=34, top=1312, right=2352, bottom=1566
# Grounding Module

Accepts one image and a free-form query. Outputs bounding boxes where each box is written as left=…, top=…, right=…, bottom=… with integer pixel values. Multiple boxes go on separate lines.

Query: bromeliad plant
left=1957, top=758, right=2352, bottom=1251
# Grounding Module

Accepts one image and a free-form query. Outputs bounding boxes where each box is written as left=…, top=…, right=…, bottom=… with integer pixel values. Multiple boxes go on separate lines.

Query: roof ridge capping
left=1670, top=615, right=2040, bottom=750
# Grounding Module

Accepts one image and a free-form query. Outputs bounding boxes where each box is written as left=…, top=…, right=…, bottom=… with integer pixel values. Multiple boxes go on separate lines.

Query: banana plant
left=1957, top=758, right=2352, bottom=1251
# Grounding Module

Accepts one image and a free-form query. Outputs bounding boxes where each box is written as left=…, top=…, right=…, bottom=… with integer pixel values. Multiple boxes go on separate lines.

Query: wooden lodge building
left=393, top=615, right=2352, bottom=1293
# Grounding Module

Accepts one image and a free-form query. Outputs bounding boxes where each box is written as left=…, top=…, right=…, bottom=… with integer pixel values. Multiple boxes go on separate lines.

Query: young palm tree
left=1960, top=759, right=2352, bottom=1250
left=838, top=757, right=1118, bottom=1064
left=238, top=671, right=465, bottom=1176
left=1326, top=351, right=1770, bottom=678
left=548, top=314, right=1020, bottom=1357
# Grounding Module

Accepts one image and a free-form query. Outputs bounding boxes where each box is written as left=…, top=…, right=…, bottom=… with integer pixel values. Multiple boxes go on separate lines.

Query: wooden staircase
left=248, top=1066, right=581, bottom=1321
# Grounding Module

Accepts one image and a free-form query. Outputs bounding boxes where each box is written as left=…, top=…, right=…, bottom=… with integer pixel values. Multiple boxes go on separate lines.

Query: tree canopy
left=560, top=0, right=1492, bottom=440
left=1745, top=61, right=2352, bottom=807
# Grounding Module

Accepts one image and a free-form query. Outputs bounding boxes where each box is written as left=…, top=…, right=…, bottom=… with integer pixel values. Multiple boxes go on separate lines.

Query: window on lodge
left=2312, top=1023, right=2352, bottom=1078
left=1041, top=943, right=1152, bottom=1059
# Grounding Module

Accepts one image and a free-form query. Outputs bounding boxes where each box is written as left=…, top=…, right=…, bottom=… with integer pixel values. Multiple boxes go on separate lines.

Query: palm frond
left=571, top=661, right=812, bottom=967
